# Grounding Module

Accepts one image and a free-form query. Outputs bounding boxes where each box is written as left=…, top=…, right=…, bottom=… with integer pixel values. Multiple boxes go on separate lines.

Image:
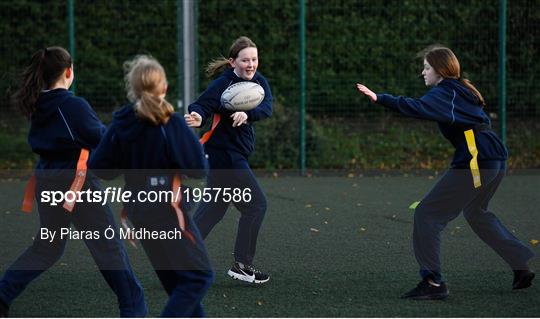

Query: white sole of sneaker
left=227, top=269, right=255, bottom=283
left=254, top=277, right=270, bottom=284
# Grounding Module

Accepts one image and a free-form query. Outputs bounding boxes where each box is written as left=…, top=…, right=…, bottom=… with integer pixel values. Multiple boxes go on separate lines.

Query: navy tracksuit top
left=88, top=104, right=208, bottom=187
left=28, top=88, right=105, bottom=170
left=376, top=79, right=508, bottom=168
left=188, top=68, right=273, bottom=158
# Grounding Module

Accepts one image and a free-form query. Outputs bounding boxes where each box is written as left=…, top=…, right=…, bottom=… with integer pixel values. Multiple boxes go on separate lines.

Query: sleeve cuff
left=376, top=94, right=386, bottom=104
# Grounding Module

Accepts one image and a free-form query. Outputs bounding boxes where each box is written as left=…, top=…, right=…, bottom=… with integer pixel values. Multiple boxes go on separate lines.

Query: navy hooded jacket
left=88, top=104, right=207, bottom=191
left=28, top=88, right=105, bottom=170
left=376, top=79, right=508, bottom=167
left=188, top=68, right=272, bottom=158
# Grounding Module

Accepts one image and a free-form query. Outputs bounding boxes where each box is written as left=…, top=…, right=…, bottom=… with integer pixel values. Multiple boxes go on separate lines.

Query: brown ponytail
left=459, top=78, right=485, bottom=107
left=205, top=57, right=231, bottom=79
left=421, top=45, right=485, bottom=107
left=12, top=47, right=72, bottom=118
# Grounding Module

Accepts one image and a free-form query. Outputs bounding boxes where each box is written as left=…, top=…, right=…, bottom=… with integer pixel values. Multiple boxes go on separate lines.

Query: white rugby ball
left=220, top=81, right=265, bottom=111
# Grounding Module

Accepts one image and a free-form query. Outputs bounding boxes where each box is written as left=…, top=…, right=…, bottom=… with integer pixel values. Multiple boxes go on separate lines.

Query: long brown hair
left=124, top=55, right=174, bottom=125
left=420, top=45, right=485, bottom=107
left=12, top=46, right=72, bottom=118
left=206, top=36, right=257, bottom=78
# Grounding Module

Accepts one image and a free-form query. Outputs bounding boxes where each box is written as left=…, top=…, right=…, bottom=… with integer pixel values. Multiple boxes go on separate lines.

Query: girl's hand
left=356, top=83, right=377, bottom=103
left=184, top=112, right=202, bottom=127
left=231, top=112, right=248, bottom=127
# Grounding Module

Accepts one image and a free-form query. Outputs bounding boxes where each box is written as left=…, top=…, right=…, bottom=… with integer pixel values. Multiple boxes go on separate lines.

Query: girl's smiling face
left=230, top=47, right=258, bottom=80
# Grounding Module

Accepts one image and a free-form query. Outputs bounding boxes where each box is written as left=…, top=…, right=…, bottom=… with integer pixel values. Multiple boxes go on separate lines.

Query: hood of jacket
left=438, top=78, right=481, bottom=106
left=32, top=88, right=73, bottom=125
left=111, top=103, right=148, bottom=142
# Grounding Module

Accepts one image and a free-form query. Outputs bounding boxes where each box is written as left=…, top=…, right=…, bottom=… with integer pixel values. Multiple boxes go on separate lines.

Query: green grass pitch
left=0, top=173, right=538, bottom=317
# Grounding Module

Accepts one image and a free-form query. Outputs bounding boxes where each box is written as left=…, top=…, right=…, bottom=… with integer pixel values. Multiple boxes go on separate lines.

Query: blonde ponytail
left=135, top=91, right=174, bottom=126
left=124, top=55, right=174, bottom=125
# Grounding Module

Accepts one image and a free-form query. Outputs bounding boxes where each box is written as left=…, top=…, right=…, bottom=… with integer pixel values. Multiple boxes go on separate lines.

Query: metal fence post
left=498, top=0, right=507, bottom=143
left=177, top=0, right=183, bottom=111
left=182, top=0, right=196, bottom=111
left=68, top=0, right=76, bottom=93
left=299, top=0, right=306, bottom=175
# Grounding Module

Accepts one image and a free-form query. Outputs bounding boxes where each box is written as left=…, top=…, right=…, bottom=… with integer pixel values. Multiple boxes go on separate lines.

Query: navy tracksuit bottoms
left=0, top=178, right=147, bottom=317
left=194, top=147, right=267, bottom=266
left=413, top=161, right=535, bottom=282
left=128, top=202, right=214, bottom=318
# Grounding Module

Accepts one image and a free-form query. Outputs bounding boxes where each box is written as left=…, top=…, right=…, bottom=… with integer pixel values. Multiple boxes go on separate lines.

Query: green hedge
left=2, top=108, right=538, bottom=170
left=1, top=1, right=538, bottom=170
left=1, top=1, right=538, bottom=116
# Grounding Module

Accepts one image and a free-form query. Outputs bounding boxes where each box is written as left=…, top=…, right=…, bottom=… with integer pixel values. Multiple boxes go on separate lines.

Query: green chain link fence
left=1, top=0, right=538, bottom=170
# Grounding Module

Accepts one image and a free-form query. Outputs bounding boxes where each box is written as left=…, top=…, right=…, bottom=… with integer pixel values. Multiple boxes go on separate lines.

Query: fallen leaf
left=305, top=204, right=312, bottom=208
left=530, top=239, right=539, bottom=246
left=409, top=201, right=420, bottom=210
left=256, top=300, right=263, bottom=306
left=310, top=228, right=319, bottom=233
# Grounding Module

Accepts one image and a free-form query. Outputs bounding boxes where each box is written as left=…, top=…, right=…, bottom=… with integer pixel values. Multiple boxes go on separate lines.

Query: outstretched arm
left=356, top=82, right=455, bottom=123
left=356, top=83, right=377, bottom=103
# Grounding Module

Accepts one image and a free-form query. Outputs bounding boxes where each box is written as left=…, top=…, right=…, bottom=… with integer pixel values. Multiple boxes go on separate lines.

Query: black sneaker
left=401, top=278, right=449, bottom=300
left=513, top=270, right=535, bottom=290
left=227, top=262, right=270, bottom=284
left=246, top=264, right=270, bottom=284
left=0, top=299, right=8, bottom=318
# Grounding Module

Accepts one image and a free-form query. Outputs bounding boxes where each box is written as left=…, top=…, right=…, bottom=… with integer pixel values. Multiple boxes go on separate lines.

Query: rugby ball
left=221, top=81, right=265, bottom=111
